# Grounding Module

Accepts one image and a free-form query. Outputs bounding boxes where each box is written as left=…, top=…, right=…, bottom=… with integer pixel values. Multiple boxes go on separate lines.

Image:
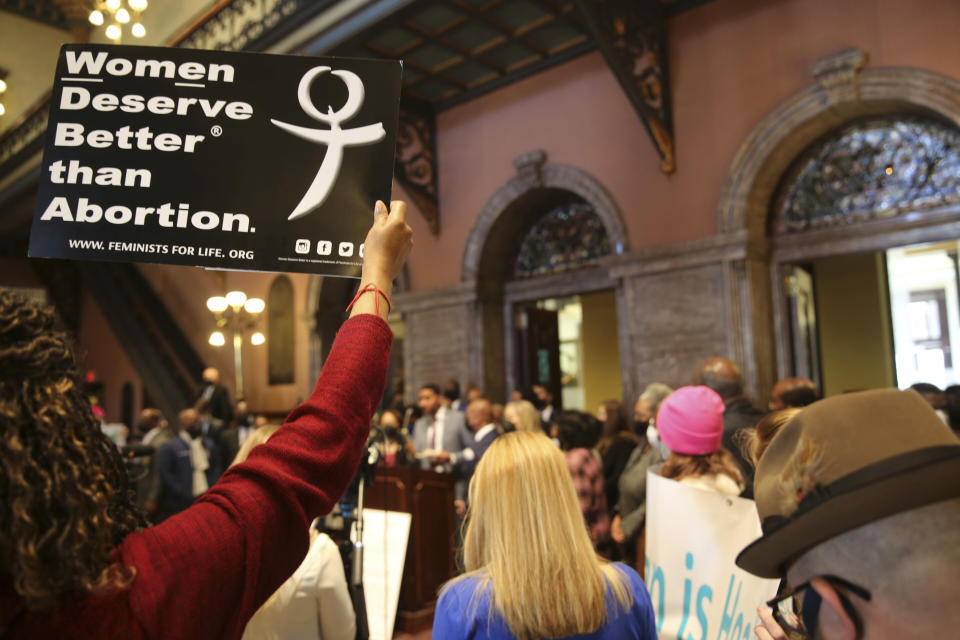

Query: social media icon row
left=295, top=239, right=364, bottom=257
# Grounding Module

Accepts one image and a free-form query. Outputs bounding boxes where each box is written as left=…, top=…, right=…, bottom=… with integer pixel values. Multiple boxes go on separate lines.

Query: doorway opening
left=781, top=239, right=960, bottom=396
left=887, top=240, right=960, bottom=389
left=513, top=290, right=622, bottom=412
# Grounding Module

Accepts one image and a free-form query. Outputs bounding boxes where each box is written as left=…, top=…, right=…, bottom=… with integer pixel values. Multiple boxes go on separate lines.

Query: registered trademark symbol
left=210, top=125, right=223, bottom=137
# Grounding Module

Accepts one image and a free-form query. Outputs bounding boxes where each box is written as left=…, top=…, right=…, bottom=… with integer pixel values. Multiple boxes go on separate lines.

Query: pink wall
left=404, top=0, right=960, bottom=290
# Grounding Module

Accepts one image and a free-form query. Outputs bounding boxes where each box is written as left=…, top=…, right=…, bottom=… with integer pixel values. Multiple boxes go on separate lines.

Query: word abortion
left=40, top=197, right=254, bottom=233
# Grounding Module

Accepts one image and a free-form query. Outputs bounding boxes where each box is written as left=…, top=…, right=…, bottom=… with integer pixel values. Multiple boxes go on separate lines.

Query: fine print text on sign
left=28, top=44, right=402, bottom=277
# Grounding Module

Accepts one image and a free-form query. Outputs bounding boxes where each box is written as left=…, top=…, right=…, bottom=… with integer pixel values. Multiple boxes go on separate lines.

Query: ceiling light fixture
left=88, top=1, right=148, bottom=42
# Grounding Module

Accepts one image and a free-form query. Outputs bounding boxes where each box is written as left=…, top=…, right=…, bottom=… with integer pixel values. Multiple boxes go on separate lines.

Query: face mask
left=634, top=419, right=649, bottom=434
left=502, top=420, right=516, bottom=432
left=531, top=398, right=546, bottom=411
left=443, top=389, right=459, bottom=402
left=186, top=425, right=202, bottom=439
left=647, top=424, right=670, bottom=459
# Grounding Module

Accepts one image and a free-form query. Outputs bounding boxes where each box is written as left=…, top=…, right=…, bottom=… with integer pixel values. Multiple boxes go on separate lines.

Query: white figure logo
left=271, top=66, right=386, bottom=220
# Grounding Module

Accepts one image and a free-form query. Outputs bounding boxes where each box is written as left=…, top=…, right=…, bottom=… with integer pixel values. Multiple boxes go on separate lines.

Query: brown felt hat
left=736, top=389, right=960, bottom=579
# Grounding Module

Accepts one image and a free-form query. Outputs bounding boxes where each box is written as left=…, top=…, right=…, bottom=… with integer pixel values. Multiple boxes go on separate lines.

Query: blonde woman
left=433, top=431, right=656, bottom=639
left=235, top=425, right=356, bottom=640
left=503, top=399, right=541, bottom=433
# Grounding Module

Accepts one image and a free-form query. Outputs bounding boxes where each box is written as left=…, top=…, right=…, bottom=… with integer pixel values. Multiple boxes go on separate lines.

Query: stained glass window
left=774, top=117, right=960, bottom=233
left=514, top=202, right=611, bottom=278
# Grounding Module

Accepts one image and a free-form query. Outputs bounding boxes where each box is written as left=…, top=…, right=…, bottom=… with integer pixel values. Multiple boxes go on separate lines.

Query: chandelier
left=88, top=0, right=148, bottom=41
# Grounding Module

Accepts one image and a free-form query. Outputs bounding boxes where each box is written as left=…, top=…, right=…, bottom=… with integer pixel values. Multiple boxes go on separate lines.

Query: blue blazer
left=433, top=563, right=657, bottom=639
left=156, top=435, right=221, bottom=520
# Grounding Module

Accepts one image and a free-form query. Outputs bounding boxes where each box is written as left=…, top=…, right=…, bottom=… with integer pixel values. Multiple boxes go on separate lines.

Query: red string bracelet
left=345, top=283, right=392, bottom=315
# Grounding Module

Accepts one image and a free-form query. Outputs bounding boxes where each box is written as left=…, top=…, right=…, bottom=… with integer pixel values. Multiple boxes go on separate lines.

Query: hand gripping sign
left=271, top=66, right=386, bottom=220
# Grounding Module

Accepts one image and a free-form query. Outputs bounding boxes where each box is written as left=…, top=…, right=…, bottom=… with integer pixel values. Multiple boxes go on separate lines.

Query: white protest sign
left=645, top=469, right=778, bottom=640
left=358, top=508, right=411, bottom=640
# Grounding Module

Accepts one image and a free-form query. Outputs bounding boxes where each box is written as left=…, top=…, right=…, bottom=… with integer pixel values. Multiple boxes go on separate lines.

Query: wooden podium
left=365, top=465, right=456, bottom=632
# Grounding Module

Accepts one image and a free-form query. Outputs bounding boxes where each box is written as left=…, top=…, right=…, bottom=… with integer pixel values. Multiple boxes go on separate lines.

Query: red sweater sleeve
left=118, top=314, right=392, bottom=640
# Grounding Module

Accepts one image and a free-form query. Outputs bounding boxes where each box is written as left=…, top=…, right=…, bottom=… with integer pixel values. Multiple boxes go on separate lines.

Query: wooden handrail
left=166, top=0, right=236, bottom=47
left=0, top=89, right=51, bottom=148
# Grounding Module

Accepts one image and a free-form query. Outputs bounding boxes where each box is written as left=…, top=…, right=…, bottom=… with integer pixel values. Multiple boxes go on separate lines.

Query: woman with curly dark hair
left=0, top=293, right=147, bottom=612
left=0, top=200, right=412, bottom=638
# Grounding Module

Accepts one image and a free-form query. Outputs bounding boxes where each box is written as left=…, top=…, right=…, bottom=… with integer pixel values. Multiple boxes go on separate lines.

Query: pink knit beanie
left=656, top=386, right=725, bottom=455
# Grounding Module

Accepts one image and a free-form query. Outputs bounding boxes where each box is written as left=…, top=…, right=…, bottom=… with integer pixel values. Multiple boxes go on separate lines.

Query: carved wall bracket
left=810, top=48, right=868, bottom=106
left=395, top=98, right=440, bottom=235
left=574, top=0, right=676, bottom=173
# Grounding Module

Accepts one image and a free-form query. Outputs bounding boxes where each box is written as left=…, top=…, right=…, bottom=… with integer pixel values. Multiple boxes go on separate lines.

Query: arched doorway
left=771, top=115, right=960, bottom=394
left=463, top=151, right=629, bottom=406
left=719, top=50, right=960, bottom=396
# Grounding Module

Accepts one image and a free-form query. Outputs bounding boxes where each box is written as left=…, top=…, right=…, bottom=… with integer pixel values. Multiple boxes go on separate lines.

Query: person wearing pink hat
left=655, top=386, right=744, bottom=495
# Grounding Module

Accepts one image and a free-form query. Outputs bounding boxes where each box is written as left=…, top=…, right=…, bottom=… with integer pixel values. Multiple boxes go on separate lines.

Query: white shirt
left=540, top=405, right=554, bottom=424
left=474, top=423, right=497, bottom=442
left=427, top=406, right=448, bottom=451
left=241, top=529, right=355, bottom=640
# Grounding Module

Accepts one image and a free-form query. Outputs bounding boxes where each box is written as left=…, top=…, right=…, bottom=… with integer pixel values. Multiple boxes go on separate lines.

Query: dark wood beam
left=395, top=97, right=440, bottom=235
left=573, top=0, right=675, bottom=173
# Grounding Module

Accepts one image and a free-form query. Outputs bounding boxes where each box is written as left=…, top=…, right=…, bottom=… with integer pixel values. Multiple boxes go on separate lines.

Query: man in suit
left=693, top=357, right=765, bottom=498
left=454, top=398, right=500, bottom=517
left=411, top=383, right=474, bottom=474
left=532, top=383, right=556, bottom=430
left=155, top=408, right=220, bottom=522
left=199, top=367, right=234, bottom=426
left=219, top=399, right=255, bottom=466
left=135, top=408, right=175, bottom=520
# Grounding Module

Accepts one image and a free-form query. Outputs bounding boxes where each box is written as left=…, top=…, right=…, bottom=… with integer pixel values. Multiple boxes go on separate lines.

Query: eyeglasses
left=766, top=575, right=872, bottom=638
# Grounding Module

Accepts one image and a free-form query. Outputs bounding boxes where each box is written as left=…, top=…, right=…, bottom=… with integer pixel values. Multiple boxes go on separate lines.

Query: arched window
left=268, top=275, right=295, bottom=385
left=774, top=116, right=960, bottom=233
left=514, top=202, right=612, bottom=278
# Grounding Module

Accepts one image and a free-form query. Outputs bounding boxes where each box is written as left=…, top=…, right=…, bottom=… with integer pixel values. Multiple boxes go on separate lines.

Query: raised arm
left=120, top=201, right=412, bottom=640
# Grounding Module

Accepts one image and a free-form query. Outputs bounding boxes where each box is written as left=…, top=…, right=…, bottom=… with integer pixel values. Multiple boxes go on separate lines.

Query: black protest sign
left=28, top=44, right=402, bottom=277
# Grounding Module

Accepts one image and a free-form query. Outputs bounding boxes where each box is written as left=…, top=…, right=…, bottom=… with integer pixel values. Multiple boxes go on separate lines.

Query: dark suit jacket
left=200, top=383, right=234, bottom=425
left=722, top=397, right=766, bottom=499
left=156, top=436, right=195, bottom=521
left=452, top=426, right=500, bottom=504
left=156, top=435, right=221, bottom=521
left=459, top=426, right=499, bottom=480
left=218, top=426, right=249, bottom=468
left=600, top=435, right=638, bottom=512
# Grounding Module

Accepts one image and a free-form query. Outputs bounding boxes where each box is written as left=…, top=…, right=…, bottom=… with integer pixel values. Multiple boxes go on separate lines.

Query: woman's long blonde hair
left=504, top=400, right=541, bottom=433
left=737, top=408, right=802, bottom=468
left=450, top=431, right=632, bottom=639
left=231, top=423, right=281, bottom=467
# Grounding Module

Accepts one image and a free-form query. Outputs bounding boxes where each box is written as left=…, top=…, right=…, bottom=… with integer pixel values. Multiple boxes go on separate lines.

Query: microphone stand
left=340, top=427, right=383, bottom=640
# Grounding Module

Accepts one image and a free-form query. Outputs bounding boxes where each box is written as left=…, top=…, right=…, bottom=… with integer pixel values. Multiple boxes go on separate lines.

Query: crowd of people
left=2, top=199, right=959, bottom=639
